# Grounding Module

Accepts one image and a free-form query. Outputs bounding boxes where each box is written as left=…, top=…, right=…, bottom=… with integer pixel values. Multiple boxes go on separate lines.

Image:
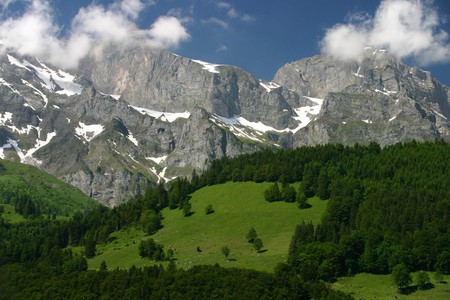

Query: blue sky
left=1, top=0, right=450, bottom=85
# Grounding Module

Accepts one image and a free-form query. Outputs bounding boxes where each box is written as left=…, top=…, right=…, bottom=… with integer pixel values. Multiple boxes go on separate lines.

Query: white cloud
left=0, top=0, right=190, bottom=69
left=202, top=17, right=228, bottom=29
left=146, top=16, right=190, bottom=49
left=321, top=0, right=450, bottom=65
left=213, top=0, right=254, bottom=23
left=216, top=44, right=228, bottom=52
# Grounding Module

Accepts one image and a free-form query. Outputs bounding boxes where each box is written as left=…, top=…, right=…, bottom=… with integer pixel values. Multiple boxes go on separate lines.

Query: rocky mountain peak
left=0, top=45, right=449, bottom=206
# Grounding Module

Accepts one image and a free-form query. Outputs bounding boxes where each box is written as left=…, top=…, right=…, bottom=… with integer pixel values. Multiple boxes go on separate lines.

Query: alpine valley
left=0, top=42, right=449, bottom=206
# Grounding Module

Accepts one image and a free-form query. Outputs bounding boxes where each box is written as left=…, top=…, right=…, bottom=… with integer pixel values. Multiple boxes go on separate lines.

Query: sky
left=0, top=0, right=450, bottom=85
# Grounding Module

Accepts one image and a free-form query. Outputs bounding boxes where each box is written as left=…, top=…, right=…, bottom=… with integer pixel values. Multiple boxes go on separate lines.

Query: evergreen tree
left=221, top=246, right=230, bottom=261
left=246, top=227, right=257, bottom=243
left=254, top=238, right=264, bottom=253
left=392, top=264, right=412, bottom=292
left=281, top=185, right=297, bottom=203
left=264, top=183, right=281, bottom=202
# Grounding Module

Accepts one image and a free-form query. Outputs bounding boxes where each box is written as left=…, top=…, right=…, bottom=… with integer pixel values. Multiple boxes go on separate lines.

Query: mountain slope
left=0, top=159, right=97, bottom=215
left=0, top=44, right=449, bottom=206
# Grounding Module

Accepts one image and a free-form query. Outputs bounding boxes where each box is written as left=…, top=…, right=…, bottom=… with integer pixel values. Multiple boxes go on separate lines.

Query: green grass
left=0, top=159, right=98, bottom=216
left=332, top=272, right=450, bottom=299
left=89, top=182, right=327, bottom=272
left=0, top=204, right=25, bottom=223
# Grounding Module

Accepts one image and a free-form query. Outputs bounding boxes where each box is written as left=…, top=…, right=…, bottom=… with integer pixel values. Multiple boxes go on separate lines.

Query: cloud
left=216, top=44, right=228, bottom=52
left=202, top=17, right=228, bottom=29
left=213, top=0, right=254, bottom=23
left=0, top=0, right=190, bottom=69
left=321, top=0, right=450, bottom=65
left=146, top=16, right=190, bottom=49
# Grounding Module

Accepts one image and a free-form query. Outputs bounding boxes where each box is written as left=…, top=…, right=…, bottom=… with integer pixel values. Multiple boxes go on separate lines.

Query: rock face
left=0, top=44, right=449, bottom=206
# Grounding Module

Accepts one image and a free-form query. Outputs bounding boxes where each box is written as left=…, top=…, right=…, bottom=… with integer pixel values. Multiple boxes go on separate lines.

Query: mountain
left=0, top=43, right=448, bottom=206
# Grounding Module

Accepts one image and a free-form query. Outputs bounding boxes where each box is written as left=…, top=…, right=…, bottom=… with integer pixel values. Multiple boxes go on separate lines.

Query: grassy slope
left=332, top=272, right=450, bottom=300
left=89, top=182, right=327, bottom=272
left=0, top=204, right=25, bottom=223
left=0, top=159, right=98, bottom=215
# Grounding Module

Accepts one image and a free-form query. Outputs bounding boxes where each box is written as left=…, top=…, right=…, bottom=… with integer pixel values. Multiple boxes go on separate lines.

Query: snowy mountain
left=0, top=44, right=449, bottom=206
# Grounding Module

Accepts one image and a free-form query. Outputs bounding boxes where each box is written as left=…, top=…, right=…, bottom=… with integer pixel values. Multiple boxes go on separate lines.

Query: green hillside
left=0, top=159, right=98, bottom=216
left=89, top=182, right=327, bottom=272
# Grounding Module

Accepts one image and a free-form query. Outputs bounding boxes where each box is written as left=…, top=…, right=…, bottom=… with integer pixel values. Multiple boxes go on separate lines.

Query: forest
left=0, top=140, right=449, bottom=298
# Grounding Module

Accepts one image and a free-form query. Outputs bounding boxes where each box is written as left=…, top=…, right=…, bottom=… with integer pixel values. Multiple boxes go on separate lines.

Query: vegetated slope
left=0, top=159, right=98, bottom=216
left=198, top=140, right=450, bottom=281
left=332, top=272, right=450, bottom=300
left=89, top=182, right=327, bottom=272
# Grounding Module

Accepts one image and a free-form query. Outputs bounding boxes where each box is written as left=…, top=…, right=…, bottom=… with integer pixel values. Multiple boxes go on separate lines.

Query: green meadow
left=332, top=272, right=450, bottom=300
left=89, top=182, right=327, bottom=272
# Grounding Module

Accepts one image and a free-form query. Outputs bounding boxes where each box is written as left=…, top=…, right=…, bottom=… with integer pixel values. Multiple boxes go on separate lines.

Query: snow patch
left=291, top=96, right=324, bottom=133
left=353, top=66, right=364, bottom=78
left=431, top=108, right=448, bottom=120
left=131, top=105, right=190, bottom=122
left=75, top=122, right=104, bottom=142
left=192, top=59, right=220, bottom=73
left=22, top=79, right=48, bottom=107
left=127, top=132, right=139, bottom=147
left=259, top=80, right=280, bottom=93
left=147, top=156, right=168, bottom=164
left=25, top=131, right=57, bottom=158
left=389, top=116, right=397, bottom=122
left=0, top=78, right=21, bottom=95
left=8, top=54, right=83, bottom=96
left=362, top=119, right=373, bottom=124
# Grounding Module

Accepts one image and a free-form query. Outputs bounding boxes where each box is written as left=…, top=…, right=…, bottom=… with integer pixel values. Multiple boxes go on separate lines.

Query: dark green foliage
left=141, top=210, right=162, bottom=235
left=100, top=260, right=108, bottom=271
left=416, top=271, right=430, bottom=290
left=139, top=238, right=165, bottom=261
left=182, top=201, right=192, bottom=217
left=204, top=204, right=214, bottom=215
left=281, top=185, right=297, bottom=203
left=264, top=182, right=281, bottom=202
left=296, top=192, right=310, bottom=209
left=0, top=263, right=349, bottom=299
left=254, top=238, right=264, bottom=253
left=392, top=264, right=412, bottom=291
left=246, top=227, right=257, bottom=243
left=221, top=246, right=230, bottom=260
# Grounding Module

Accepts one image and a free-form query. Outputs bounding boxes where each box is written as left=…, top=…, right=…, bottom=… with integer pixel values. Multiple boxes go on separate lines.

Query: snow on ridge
left=131, top=105, right=190, bottom=122
left=22, top=79, right=48, bottom=107
left=0, top=78, right=22, bottom=95
left=191, top=59, right=221, bottom=74
left=259, top=80, right=280, bottom=93
left=431, top=108, right=448, bottom=120
left=291, top=96, right=324, bottom=133
left=215, top=115, right=288, bottom=134
left=75, top=122, right=104, bottom=142
left=127, top=132, right=139, bottom=147
left=25, top=131, right=57, bottom=158
left=7, top=54, right=83, bottom=96
left=147, top=156, right=168, bottom=164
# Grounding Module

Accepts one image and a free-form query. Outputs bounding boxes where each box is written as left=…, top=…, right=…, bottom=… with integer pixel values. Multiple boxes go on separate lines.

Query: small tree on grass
left=264, top=183, right=281, bottom=202
left=416, top=271, right=430, bottom=290
left=221, top=246, right=230, bottom=261
left=246, top=227, right=257, bottom=243
left=281, top=185, right=297, bottom=203
left=182, top=201, right=192, bottom=217
left=297, top=192, right=311, bottom=209
left=392, top=264, right=412, bottom=292
left=254, top=238, right=264, bottom=253
left=434, top=271, right=444, bottom=283
left=205, top=204, right=214, bottom=215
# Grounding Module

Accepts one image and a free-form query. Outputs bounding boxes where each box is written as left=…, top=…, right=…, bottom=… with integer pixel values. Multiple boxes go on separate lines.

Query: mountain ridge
left=0, top=44, right=448, bottom=206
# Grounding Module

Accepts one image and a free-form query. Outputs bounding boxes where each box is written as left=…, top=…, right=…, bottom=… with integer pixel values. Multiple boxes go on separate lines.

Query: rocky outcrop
left=0, top=45, right=449, bottom=206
